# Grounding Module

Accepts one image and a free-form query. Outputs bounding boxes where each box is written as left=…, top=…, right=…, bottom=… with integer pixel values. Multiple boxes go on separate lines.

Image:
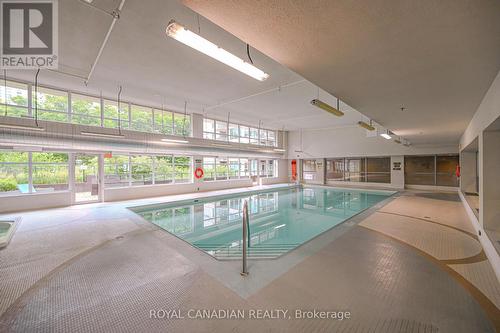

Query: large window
left=325, top=159, right=344, bottom=181
left=303, top=160, right=317, bottom=180
left=203, top=157, right=216, bottom=181
left=103, top=99, right=129, bottom=129
left=130, top=104, right=153, bottom=132
left=404, top=155, right=435, bottom=185
left=325, top=157, right=391, bottom=184
left=33, top=87, right=68, bottom=122
left=239, top=158, right=249, bottom=177
left=0, top=151, right=68, bottom=195
left=228, top=158, right=240, bottom=179
left=2, top=78, right=192, bottom=137
left=202, top=117, right=277, bottom=147
left=0, top=80, right=29, bottom=117
left=174, top=156, right=191, bottom=183
left=405, top=155, right=459, bottom=187
left=103, top=155, right=130, bottom=188
left=201, top=157, right=272, bottom=181
left=153, top=109, right=174, bottom=135
left=366, top=157, right=391, bottom=183
left=131, top=155, right=153, bottom=186
left=215, top=121, right=227, bottom=141
left=104, top=154, right=192, bottom=188
left=203, top=119, right=215, bottom=139
left=173, top=113, right=190, bottom=136
left=345, top=158, right=365, bottom=182
left=154, top=155, right=173, bottom=184
left=0, top=152, right=29, bottom=195
left=216, top=157, right=228, bottom=180
left=71, top=94, right=101, bottom=126
left=436, top=155, right=459, bottom=187
left=32, top=153, right=69, bottom=191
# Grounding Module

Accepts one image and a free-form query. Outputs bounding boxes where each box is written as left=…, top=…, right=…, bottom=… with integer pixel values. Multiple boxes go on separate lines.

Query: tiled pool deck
left=0, top=185, right=498, bottom=332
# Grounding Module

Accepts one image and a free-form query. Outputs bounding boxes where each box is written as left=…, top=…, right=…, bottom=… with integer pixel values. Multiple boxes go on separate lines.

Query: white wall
left=104, top=179, right=253, bottom=202
left=458, top=69, right=500, bottom=282
left=460, top=151, right=477, bottom=194
left=287, top=126, right=458, bottom=159
left=390, top=156, right=405, bottom=189
left=0, top=191, right=72, bottom=214
left=460, top=71, right=500, bottom=149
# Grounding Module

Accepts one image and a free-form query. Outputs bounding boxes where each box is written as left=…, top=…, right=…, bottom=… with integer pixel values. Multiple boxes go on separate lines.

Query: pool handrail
left=241, top=200, right=249, bottom=276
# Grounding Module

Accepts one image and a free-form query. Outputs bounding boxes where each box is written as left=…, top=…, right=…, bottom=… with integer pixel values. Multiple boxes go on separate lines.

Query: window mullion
left=27, top=82, right=33, bottom=117
left=152, top=156, right=156, bottom=185
left=172, top=155, right=176, bottom=184
left=28, top=152, right=33, bottom=194
left=67, top=91, right=72, bottom=123
left=100, top=92, right=104, bottom=127
left=128, top=156, right=132, bottom=187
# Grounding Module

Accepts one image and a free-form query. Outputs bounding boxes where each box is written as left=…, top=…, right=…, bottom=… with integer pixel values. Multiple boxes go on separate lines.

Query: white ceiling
left=183, top=0, right=500, bottom=144
left=7, top=0, right=371, bottom=132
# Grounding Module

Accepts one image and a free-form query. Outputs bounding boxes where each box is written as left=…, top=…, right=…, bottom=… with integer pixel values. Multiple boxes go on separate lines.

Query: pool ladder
left=241, top=200, right=250, bottom=276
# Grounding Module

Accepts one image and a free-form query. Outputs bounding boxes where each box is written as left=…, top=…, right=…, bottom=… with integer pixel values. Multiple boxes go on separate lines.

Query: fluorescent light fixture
left=81, top=131, right=125, bottom=138
left=273, top=148, right=286, bottom=152
left=380, top=130, right=392, bottom=140
left=358, top=121, right=375, bottom=131
left=274, top=224, right=286, bottom=230
left=0, top=123, right=45, bottom=131
left=310, top=99, right=344, bottom=117
left=166, top=20, right=269, bottom=81
left=161, top=138, right=189, bottom=144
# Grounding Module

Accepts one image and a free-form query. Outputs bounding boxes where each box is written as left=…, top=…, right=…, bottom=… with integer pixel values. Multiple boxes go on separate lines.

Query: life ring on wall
left=456, top=165, right=460, bottom=178
left=194, top=167, right=204, bottom=179
left=291, top=160, right=297, bottom=181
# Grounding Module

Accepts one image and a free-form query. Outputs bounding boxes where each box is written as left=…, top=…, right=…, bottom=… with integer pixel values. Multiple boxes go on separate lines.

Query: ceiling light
left=273, top=148, right=286, bottom=152
left=166, top=20, right=269, bottom=81
left=358, top=120, right=375, bottom=131
left=161, top=138, right=189, bottom=144
left=0, top=123, right=45, bottom=131
left=380, top=130, right=392, bottom=140
left=310, top=99, right=344, bottom=117
left=81, top=131, right=125, bottom=138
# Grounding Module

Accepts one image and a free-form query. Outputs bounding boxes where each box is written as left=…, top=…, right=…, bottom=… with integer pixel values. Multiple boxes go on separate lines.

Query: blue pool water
left=130, top=186, right=393, bottom=259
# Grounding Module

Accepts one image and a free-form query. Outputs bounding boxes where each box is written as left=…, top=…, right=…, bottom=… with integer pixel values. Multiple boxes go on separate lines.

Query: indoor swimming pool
left=130, top=186, right=394, bottom=259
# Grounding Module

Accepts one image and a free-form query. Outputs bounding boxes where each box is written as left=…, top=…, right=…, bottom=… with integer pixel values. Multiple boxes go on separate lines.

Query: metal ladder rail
left=241, top=200, right=250, bottom=276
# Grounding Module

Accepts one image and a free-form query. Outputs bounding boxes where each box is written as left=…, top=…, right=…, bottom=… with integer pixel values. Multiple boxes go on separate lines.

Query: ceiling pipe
left=205, top=79, right=306, bottom=111
left=77, top=0, right=119, bottom=18
left=85, top=0, right=126, bottom=85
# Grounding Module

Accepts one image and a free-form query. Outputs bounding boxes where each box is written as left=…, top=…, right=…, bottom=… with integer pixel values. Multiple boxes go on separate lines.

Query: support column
left=191, top=113, right=204, bottom=139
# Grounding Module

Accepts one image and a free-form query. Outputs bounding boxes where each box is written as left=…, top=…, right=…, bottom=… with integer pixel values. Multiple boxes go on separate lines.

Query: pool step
left=195, top=243, right=300, bottom=260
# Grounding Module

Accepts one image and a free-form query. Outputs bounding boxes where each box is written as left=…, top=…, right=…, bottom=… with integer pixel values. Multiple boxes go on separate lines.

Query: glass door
left=250, top=159, right=259, bottom=185
left=73, top=154, right=101, bottom=203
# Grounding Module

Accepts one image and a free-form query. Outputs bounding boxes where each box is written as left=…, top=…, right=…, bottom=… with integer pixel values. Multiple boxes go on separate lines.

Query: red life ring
left=194, top=167, right=204, bottom=179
